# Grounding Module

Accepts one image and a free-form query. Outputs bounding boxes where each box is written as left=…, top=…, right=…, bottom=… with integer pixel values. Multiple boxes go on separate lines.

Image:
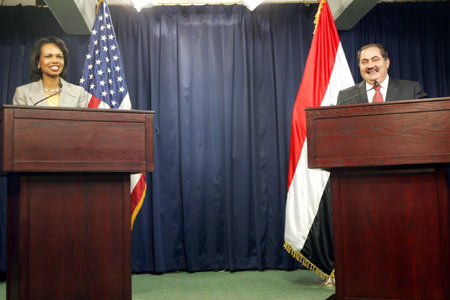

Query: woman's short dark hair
left=357, top=43, right=389, bottom=65
left=29, top=36, right=69, bottom=82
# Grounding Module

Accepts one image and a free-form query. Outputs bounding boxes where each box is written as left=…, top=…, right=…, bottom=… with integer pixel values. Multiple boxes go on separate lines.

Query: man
left=337, top=43, right=426, bottom=105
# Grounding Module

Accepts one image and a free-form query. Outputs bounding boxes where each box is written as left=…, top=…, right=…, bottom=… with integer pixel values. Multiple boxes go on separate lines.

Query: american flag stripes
left=80, top=0, right=147, bottom=229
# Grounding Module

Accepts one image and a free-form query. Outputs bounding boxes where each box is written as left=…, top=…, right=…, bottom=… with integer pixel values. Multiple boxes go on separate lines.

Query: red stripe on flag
left=287, top=1, right=340, bottom=190
left=131, top=173, right=146, bottom=229
left=88, top=95, right=102, bottom=108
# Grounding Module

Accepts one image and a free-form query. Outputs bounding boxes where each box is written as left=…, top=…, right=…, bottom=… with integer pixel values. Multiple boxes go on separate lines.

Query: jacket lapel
left=357, top=81, right=369, bottom=103
left=385, top=77, right=398, bottom=102
left=58, top=78, right=77, bottom=107
left=29, top=80, right=47, bottom=106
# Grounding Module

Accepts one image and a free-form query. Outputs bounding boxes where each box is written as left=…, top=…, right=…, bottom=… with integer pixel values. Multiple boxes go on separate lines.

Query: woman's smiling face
left=37, top=43, right=65, bottom=79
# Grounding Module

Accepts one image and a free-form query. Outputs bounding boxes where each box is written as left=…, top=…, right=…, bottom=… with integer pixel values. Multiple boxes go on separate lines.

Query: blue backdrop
left=0, top=2, right=449, bottom=273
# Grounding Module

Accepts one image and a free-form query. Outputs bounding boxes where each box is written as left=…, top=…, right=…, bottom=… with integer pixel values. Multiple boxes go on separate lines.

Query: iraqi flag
left=284, top=0, right=354, bottom=281
left=80, top=0, right=147, bottom=229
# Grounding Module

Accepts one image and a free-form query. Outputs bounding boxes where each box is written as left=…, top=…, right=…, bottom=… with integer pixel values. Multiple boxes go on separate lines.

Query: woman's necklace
left=44, top=87, right=61, bottom=93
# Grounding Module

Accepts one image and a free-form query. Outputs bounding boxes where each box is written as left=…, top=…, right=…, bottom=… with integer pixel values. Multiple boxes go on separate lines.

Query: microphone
left=33, top=82, right=63, bottom=106
left=338, top=81, right=379, bottom=105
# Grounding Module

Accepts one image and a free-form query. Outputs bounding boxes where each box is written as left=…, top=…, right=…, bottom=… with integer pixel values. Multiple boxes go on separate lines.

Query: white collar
left=365, top=75, right=389, bottom=102
left=366, top=74, right=389, bottom=90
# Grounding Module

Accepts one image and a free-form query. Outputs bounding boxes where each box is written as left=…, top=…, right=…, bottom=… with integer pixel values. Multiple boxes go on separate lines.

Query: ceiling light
left=129, top=0, right=153, bottom=11
left=129, top=0, right=265, bottom=12
left=243, top=0, right=264, bottom=11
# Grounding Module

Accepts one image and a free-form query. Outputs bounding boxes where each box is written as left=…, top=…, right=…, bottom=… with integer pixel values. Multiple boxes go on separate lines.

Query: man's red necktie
left=372, top=84, right=383, bottom=103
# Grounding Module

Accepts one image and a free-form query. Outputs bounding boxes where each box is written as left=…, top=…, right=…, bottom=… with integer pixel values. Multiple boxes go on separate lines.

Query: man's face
left=359, top=46, right=390, bottom=85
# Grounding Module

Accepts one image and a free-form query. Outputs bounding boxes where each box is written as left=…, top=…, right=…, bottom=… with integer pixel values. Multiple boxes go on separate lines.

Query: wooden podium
left=305, top=97, right=450, bottom=300
left=1, top=105, right=154, bottom=300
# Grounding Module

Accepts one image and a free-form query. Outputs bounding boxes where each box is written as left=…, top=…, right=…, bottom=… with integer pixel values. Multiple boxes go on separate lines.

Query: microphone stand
left=338, top=81, right=379, bottom=105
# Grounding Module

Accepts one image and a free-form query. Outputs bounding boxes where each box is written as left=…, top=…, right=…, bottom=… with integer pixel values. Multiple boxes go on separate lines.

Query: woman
left=13, top=36, right=89, bottom=107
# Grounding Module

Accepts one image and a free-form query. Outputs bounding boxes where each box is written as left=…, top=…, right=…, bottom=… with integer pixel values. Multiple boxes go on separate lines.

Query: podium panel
left=331, top=167, right=449, bottom=300
left=1, top=105, right=154, bottom=172
left=8, top=174, right=131, bottom=300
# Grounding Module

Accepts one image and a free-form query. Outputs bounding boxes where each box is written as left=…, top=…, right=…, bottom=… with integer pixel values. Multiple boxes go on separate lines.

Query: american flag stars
left=79, top=1, right=128, bottom=109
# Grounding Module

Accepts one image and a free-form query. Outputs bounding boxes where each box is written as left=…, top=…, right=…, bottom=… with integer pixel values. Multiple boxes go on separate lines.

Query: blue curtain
left=0, top=2, right=449, bottom=273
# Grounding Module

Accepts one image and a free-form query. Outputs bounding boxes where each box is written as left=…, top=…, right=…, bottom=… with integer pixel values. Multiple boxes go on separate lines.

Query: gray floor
left=0, top=269, right=335, bottom=299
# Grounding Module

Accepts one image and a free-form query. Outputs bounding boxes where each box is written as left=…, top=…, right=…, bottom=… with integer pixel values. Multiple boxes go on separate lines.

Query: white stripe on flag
left=130, top=173, right=141, bottom=193
left=285, top=142, right=329, bottom=250
left=119, top=93, right=132, bottom=110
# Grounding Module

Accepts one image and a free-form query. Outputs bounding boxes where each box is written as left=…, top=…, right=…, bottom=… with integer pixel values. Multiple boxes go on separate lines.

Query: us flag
left=80, top=0, right=147, bottom=229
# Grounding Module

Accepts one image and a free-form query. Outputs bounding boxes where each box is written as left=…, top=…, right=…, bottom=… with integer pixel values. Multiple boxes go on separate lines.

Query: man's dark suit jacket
left=337, top=77, right=427, bottom=105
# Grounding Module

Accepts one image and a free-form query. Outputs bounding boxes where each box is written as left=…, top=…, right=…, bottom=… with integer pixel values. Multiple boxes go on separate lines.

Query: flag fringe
left=313, top=0, right=326, bottom=35
left=284, top=241, right=335, bottom=282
